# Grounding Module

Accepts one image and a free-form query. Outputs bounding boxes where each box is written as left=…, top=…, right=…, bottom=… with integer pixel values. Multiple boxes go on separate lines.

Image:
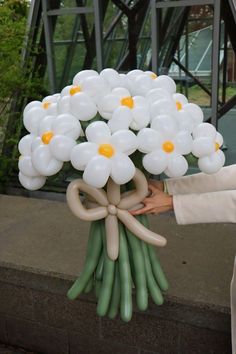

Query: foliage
left=0, top=0, right=43, bottom=190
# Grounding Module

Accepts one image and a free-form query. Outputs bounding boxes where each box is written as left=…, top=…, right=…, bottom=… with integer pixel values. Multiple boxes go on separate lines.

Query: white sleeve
left=165, top=165, right=236, bottom=195
left=173, top=189, right=236, bottom=224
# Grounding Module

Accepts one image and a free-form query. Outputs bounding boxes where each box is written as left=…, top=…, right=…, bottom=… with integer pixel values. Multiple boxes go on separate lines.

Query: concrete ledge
left=0, top=194, right=234, bottom=353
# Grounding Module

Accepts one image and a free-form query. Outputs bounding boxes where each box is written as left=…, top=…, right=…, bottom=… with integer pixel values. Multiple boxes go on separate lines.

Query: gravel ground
left=0, top=344, right=38, bottom=354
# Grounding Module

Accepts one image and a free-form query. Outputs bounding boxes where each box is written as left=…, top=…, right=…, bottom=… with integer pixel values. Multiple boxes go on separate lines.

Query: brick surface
left=69, top=332, right=139, bottom=354
left=101, top=313, right=179, bottom=354
left=178, top=323, right=231, bottom=354
left=146, top=298, right=230, bottom=332
left=32, top=290, right=100, bottom=337
left=0, top=282, right=33, bottom=320
left=0, top=316, right=7, bottom=342
left=0, top=343, right=37, bottom=354
left=6, top=316, right=68, bottom=354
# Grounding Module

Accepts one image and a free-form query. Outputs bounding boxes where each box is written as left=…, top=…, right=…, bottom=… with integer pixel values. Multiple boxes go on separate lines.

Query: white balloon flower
left=58, top=70, right=109, bottom=120
left=71, top=121, right=137, bottom=188
left=28, top=113, right=81, bottom=176
left=98, top=87, right=150, bottom=132
left=149, top=92, right=204, bottom=133
left=100, top=68, right=129, bottom=90
left=192, top=123, right=225, bottom=174
left=129, top=71, right=176, bottom=96
left=172, top=93, right=204, bottom=131
left=23, top=94, right=60, bottom=135
left=18, top=134, right=46, bottom=190
left=138, top=117, right=193, bottom=177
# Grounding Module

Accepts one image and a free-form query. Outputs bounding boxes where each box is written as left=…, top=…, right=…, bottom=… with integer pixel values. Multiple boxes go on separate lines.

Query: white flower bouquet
left=18, top=69, right=225, bottom=322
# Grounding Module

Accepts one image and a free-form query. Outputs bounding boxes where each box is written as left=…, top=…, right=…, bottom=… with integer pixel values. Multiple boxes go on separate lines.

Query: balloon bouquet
left=18, top=69, right=225, bottom=322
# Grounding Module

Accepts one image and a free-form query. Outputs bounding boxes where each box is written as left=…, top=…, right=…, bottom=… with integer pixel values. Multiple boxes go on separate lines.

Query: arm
left=130, top=183, right=236, bottom=225
left=166, top=165, right=236, bottom=195
left=173, top=189, right=236, bottom=224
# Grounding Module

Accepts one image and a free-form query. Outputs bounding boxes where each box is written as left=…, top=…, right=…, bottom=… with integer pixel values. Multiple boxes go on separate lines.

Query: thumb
left=148, top=183, right=157, bottom=195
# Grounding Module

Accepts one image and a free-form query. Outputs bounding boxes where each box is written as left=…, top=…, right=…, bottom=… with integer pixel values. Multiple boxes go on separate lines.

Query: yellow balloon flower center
left=42, top=101, right=51, bottom=109
left=70, top=86, right=81, bottom=96
left=42, top=131, right=54, bottom=145
left=98, top=144, right=115, bottom=158
left=151, top=73, right=157, bottom=79
left=121, top=96, right=134, bottom=109
left=215, top=142, right=220, bottom=151
left=162, top=141, right=174, bottom=153
left=176, top=101, right=182, bottom=111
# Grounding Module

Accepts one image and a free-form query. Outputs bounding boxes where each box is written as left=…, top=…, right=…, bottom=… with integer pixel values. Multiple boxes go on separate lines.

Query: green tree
left=0, top=0, right=42, bottom=189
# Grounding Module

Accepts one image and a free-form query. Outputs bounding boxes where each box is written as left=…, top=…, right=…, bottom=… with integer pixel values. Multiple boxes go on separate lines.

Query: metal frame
left=151, top=0, right=221, bottom=127
left=41, top=0, right=104, bottom=92
left=93, top=0, right=104, bottom=71
left=42, top=0, right=57, bottom=93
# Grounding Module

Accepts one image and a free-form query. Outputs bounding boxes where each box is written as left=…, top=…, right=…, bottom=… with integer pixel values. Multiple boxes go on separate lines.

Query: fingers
left=148, top=180, right=164, bottom=192
left=129, top=205, right=152, bottom=216
left=147, top=184, right=157, bottom=195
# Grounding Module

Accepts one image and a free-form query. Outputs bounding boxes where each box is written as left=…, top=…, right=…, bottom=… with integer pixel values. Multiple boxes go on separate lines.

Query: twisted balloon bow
left=66, top=168, right=167, bottom=260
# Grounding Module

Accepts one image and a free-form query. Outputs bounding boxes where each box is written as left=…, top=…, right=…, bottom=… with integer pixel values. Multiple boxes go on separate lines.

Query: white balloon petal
left=98, top=94, right=120, bottom=119
left=61, top=85, right=73, bottom=97
left=31, top=136, right=43, bottom=151
left=137, top=128, right=162, bottom=153
left=23, top=106, right=45, bottom=134
left=38, top=116, right=54, bottom=136
left=23, top=101, right=41, bottom=116
left=50, top=135, right=76, bottom=162
left=19, top=172, right=46, bottom=191
left=112, top=87, right=131, bottom=99
left=86, top=121, right=111, bottom=144
left=126, top=69, right=144, bottom=80
left=133, top=75, right=152, bottom=96
left=174, top=131, right=193, bottom=155
left=18, top=134, right=34, bottom=156
left=192, top=137, right=215, bottom=158
left=111, top=130, right=137, bottom=155
left=143, top=150, right=167, bottom=174
left=108, top=106, right=132, bottom=132
left=173, top=93, right=188, bottom=106
left=130, top=106, right=150, bottom=130
left=215, top=132, right=224, bottom=147
left=152, top=75, right=176, bottom=94
left=73, top=70, right=98, bottom=85
left=151, top=114, right=178, bottom=138
left=81, top=76, right=108, bottom=98
left=183, top=103, right=204, bottom=126
left=71, top=142, right=97, bottom=170
left=146, top=88, right=171, bottom=105
left=166, top=153, right=188, bottom=177
left=58, top=95, right=70, bottom=114
left=52, top=114, right=81, bottom=139
left=111, top=153, right=135, bottom=185
left=42, top=94, right=60, bottom=104
left=18, top=156, right=40, bottom=177
left=32, top=145, right=63, bottom=176
left=150, top=98, right=176, bottom=119
left=193, top=123, right=216, bottom=139
left=175, top=110, right=194, bottom=133
left=198, top=151, right=225, bottom=174
left=70, top=92, right=97, bottom=121
left=100, top=68, right=119, bottom=84
left=83, top=155, right=111, bottom=188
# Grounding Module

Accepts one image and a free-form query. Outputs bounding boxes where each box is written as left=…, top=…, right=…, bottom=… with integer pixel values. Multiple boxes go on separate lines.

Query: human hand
left=130, top=183, right=173, bottom=216
left=148, top=179, right=164, bottom=191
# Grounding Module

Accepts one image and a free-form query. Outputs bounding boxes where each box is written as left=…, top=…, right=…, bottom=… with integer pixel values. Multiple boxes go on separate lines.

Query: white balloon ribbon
left=66, top=168, right=167, bottom=260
